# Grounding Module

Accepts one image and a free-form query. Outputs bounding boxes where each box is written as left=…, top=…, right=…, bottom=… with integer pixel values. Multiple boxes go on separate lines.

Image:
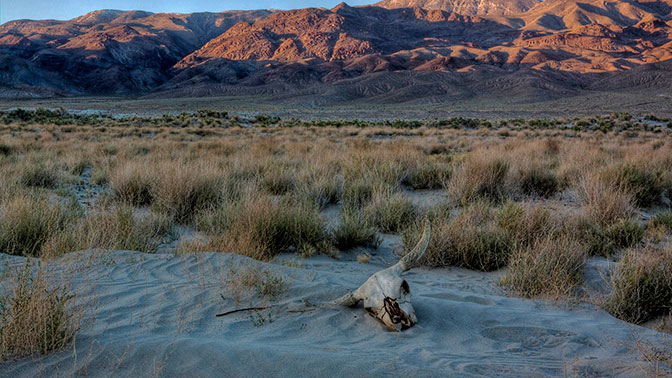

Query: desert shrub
left=605, top=246, right=672, bottom=324
left=42, top=206, right=173, bottom=257
left=19, top=164, right=58, bottom=189
left=152, top=166, right=222, bottom=224
left=650, top=210, right=672, bottom=231
left=365, top=190, right=417, bottom=233
left=110, top=164, right=153, bottom=206
left=496, top=202, right=557, bottom=248
left=502, top=236, right=587, bottom=298
left=90, top=170, right=109, bottom=186
left=577, top=175, right=634, bottom=226
left=449, top=155, right=510, bottom=204
left=331, top=209, right=380, bottom=250
left=0, top=268, right=79, bottom=360
left=0, top=195, right=80, bottom=257
left=209, top=196, right=330, bottom=260
left=0, top=144, right=14, bottom=157
left=295, top=174, right=341, bottom=208
left=404, top=161, right=451, bottom=190
left=518, top=164, right=559, bottom=197
left=261, top=165, right=296, bottom=195
left=341, top=180, right=374, bottom=209
left=585, top=218, right=644, bottom=257
left=600, top=164, right=666, bottom=207
left=402, top=201, right=512, bottom=271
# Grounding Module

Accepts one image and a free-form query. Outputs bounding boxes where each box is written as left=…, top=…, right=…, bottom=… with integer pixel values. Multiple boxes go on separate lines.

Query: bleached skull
left=359, top=272, right=416, bottom=331
left=334, top=218, right=431, bottom=331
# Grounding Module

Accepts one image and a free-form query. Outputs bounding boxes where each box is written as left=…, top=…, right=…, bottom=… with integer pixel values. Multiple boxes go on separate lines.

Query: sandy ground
left=2, top=243, right=670, bottom=377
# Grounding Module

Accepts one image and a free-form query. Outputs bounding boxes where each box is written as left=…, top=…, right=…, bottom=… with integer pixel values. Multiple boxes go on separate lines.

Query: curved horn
left=396, top=217, right=431, bottom=272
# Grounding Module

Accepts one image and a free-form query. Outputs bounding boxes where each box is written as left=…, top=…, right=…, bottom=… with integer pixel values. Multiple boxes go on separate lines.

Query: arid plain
left=2, top=0, right=672, bottom=377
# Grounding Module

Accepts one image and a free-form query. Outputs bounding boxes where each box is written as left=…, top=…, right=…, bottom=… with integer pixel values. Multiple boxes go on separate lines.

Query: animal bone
left=334, top=218, right=431, bottom=331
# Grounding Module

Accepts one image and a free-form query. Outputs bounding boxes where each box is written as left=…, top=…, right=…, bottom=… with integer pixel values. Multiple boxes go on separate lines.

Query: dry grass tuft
left=599, top=164, right=667, bottom=208
left=331, top=208, right=380, bottom=250
left=364, top=189, right=417, bottom=233
left=502, top=236, right=587, bottom=298
left=448, top=153, right=510, bottom=204
left=41, top=206, right=174, bottom=258
left=0, top=267, right=80, bottom=360
left=605, top=245, right=672, bottom=324
left=0, top=194, right=80, bottom=257
left=577, top=174, right=635, bottom=226
left=404, top=160, right=451, bottom=190
left=402, top=201, right=512, bottom=271
left=151, top=164, right=222, bottom=224
left=110, top=163, right=154, bottom=207
left=193, top=195, right=330, bottom=260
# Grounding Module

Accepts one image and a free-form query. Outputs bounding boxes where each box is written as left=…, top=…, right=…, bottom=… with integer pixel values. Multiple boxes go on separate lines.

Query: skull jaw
left=367, top=297, right=417, bottom=332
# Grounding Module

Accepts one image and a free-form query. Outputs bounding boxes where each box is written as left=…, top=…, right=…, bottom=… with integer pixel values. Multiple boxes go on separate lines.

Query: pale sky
left=0, top=1, right=373, bottom=24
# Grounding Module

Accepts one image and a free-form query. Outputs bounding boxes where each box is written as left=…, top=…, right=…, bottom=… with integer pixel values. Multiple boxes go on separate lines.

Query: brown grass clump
left=404, top=160, right=451, bottom=190
left=577, top=174, right=634, bottom=226
left=0, top=194, right=80, bottom=257
left=496, top=202, right=557, bottom=248
left=599, top=164, right=667, bottom=208
left=402, top=201, right=512, bottom=271
left=448, top=153, right=510, bottom=204
left=19, top=163, right=58, bottom=189
left=331, top=208, right=380, bottom=250
left=151, top=164, right=222, bottom=224
left=110, top=163, right=154, bottom=207
left=502, top=236, right=587, bottom=298
left=193, top=195, right=330, bottom=260
left=605, top=245, right=672, bottom=324
left=0, top=267, right=80, bottom=360
left=584, top=218, right=645, bottom=257
left=41, top=206, right=174, bottom=258
left=364, top=189, right=417, bottom=233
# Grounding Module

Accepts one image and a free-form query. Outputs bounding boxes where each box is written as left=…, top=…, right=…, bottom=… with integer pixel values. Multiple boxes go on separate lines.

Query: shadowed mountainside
left=0, top=1, right=671, bottom=105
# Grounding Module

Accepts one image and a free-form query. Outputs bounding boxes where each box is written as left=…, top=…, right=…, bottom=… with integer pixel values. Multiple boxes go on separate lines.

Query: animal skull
left=335, top=218, right=431, bottom=331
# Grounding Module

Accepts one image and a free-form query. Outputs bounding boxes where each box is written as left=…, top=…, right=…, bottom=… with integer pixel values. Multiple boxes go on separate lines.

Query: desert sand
left=2, top=240, right=669, bottom=377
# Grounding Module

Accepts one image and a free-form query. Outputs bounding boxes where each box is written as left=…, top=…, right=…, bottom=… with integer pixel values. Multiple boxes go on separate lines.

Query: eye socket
left=400, top=280, right=410, bottom=294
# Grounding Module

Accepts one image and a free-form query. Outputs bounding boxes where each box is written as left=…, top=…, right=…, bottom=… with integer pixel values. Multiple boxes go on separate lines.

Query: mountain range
left=1, top=0, right=671, bottom=105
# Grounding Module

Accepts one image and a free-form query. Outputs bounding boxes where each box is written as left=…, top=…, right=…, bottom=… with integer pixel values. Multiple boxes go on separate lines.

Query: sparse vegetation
left=1, top=108, right=672, bottom=340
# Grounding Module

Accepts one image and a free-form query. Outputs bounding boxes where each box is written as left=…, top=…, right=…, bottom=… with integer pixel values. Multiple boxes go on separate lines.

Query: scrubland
left=0, top=109, right=671, bottom=371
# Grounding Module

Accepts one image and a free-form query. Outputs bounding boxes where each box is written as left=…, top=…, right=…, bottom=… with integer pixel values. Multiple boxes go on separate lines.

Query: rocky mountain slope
left=374, top=0, right=542, bottom=15
left=0, top=1, right=671, bottom=103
